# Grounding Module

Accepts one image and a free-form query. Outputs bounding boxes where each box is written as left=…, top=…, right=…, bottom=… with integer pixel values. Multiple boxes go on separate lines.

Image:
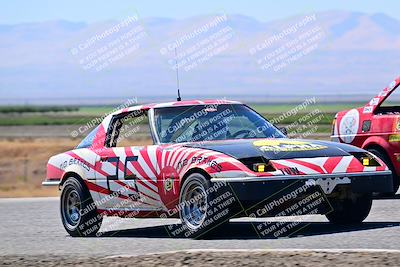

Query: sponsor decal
left=280, top=167, right=301, bottom=175
left=389, top=134, right=400, bottom=142
left=389, top=80, right=397, bottom=90
left=339, top=109, right=359, bottom=143
left=369, top=97, right=380, bottom=106
left=306, top=177, right=351, bottom=194
left=158, top=166, right=179, bottom=209
left=378, top=90, right=388, bottom=97
left=164, top=178, right=174, bottom=191
left=394, top=118, right=400, bottom=132
left=363, top=106, right=373, bottom=114
left=190, top=156, right=222, bottom=172
left=253, top=140, right=327, bottom=152
left=60, top=158, right=90, bottom=171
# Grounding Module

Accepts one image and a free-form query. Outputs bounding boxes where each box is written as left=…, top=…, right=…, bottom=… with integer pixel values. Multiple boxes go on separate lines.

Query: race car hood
left=184, top=138, right=364, bottom=161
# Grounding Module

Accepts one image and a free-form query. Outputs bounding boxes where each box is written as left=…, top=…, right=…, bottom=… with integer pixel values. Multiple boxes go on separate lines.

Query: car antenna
left=174, top=47, right=182, bottom=101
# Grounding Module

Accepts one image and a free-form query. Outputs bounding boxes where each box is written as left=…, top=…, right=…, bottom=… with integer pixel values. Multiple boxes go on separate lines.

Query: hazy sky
left=1, top=0, right=400, bottom=24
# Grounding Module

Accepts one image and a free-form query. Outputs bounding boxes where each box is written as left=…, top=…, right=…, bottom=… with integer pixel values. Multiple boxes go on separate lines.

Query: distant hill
left=0, top=11, right=399, bottom=104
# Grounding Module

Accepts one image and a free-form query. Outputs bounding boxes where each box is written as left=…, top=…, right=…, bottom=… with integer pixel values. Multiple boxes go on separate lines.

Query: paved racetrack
left=1, top=196, right=400, bottom=256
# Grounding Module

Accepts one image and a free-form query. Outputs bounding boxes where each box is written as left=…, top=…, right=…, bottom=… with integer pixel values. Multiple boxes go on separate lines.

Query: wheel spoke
left=181, top=181, right=208, bottom=230
left=62, top=188, right=82, bottom=228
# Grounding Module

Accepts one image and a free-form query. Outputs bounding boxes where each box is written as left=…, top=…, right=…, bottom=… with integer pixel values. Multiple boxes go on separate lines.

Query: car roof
left=110, top=99, right=242, bottom=116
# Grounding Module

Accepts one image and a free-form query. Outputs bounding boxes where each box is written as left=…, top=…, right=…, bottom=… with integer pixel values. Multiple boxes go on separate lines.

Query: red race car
left=43, top=100, right=393, bottom=238
left=332, top=77, right=400, bottom=194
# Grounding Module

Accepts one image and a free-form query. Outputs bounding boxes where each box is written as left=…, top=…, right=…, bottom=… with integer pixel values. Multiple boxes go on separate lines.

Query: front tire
left=326, top=191, right=372, bottom=224
left=179, top=173, right=232, bottom=238
left=60, top=177, right=102, bottom=237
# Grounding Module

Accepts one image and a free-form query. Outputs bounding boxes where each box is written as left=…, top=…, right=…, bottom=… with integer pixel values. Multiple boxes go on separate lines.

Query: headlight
left=350, top=152, right=381, bottom=167
left=238, top=156, right=276, bottom=172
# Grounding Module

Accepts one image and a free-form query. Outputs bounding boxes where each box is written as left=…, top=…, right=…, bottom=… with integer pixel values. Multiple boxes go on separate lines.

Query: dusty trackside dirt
left=1, top=250, right=399, bottom=266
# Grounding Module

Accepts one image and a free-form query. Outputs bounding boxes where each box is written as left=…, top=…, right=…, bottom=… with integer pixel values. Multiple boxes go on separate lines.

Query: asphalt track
left=1, top=196, right=400, bottom=256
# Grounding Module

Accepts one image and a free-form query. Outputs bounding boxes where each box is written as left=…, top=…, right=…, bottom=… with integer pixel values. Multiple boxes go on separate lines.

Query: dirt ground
left=1, top=250, right=400, bottom=266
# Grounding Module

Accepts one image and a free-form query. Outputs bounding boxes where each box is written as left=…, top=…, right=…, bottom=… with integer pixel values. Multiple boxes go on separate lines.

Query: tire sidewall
left=179, top=173, right=233, bottom=238
left=60, top=179, right=83, bottom=232
left=179, top=173, right=211, bottom=236
left=60, top=177, right=102, bottom=237
left=326, top=192, right=372, bottom=224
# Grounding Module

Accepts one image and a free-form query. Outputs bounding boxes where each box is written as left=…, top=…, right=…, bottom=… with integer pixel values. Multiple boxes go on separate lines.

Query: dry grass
left=0, top=137, right=152, bottom=198
left=0, top=138, right=74, bottom=197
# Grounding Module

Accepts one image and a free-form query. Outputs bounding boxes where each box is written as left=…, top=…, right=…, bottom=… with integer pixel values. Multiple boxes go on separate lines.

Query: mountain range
left=0, top=10, right=399, bottom=104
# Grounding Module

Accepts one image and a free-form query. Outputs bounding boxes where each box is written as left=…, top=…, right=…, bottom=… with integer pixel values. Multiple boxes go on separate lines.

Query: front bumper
left=210, top=170, right=393, bottom=202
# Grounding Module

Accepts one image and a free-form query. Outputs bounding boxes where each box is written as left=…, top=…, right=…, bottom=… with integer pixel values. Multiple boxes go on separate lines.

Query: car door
left=94, top=109, right=161, bottom=211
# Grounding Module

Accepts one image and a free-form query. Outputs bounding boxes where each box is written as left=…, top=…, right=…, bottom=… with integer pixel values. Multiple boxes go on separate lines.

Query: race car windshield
left=154, top=104, right=285, bottom=143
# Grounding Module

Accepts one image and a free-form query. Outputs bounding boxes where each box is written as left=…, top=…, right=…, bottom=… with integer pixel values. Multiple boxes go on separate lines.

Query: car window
left=377, top=86, right=400, bottom=114
left=381, top=88, right=400, bottom=107
left=154, top=104, right=285, bottom=143
left=106, top=110, right=150, bottom=147
left=76, top=126, right=99, bottom=148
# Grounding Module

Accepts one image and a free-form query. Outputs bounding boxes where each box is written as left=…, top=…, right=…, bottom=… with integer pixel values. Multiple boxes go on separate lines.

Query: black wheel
left=179, top=173, right=232, bottom=238
left=326, top=192, right=372, bottom=224
left=60, top=177, right=102, bottom=237
left=368, top=148, right=399, bottom=195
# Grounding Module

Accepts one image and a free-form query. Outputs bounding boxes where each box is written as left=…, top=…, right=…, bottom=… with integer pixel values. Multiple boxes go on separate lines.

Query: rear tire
left=60, top=177, right=102, bottom=237
left=326, top=192, right=372, bottom=224
left=368, top=148, right=399, bottom=195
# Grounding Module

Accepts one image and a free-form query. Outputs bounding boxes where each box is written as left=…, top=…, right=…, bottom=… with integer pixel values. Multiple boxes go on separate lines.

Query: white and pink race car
left=43, top=100, right=393, bottom=238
